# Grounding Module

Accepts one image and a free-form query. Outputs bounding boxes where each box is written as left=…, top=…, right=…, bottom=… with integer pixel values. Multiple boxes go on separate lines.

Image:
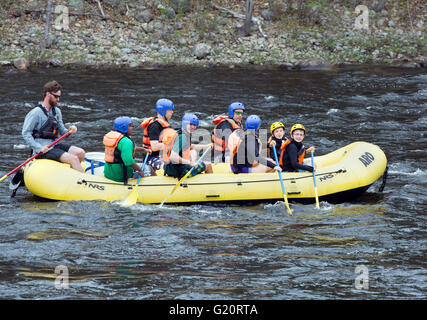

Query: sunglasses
left=50, top=92, right=61, bottom=99
left=234, top=111, right=243, bottom=115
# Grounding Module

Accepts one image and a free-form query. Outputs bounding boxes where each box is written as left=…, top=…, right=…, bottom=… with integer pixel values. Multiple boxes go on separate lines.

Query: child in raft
left=278, top=123, right=316, bottom=172
left=267, top=121, right=288, bottom=161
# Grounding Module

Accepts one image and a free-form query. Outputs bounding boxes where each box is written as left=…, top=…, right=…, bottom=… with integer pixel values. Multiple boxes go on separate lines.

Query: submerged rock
left=295, top=58, right=333, bottom=71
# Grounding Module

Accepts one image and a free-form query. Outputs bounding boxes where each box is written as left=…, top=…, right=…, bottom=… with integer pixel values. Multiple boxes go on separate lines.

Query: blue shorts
left=230, top=165, right=251, bottom=174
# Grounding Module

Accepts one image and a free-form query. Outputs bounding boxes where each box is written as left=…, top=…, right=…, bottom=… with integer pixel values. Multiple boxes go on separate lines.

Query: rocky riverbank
left=1, top=0, right=426, bottom=71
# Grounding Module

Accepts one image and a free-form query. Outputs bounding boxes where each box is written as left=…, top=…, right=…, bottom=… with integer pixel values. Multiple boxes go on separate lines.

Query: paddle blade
left=121, top=188, right=139, bottom=207
left=159, top=168, right=193, bottom=207
left=314, top=188, right=320, bottom=209
left=159, top=146, right=211, bottom=207
left=284, top=198, right=293, bottom=215
left=310, top=151, right=320, bottom=209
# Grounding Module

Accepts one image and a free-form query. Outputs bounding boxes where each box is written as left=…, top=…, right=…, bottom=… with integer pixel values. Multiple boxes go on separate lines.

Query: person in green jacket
left=103, top=116, right=148, bottom=183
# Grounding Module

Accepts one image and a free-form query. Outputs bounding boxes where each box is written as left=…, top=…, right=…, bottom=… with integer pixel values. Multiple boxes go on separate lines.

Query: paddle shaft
left=136, top=152, right=150, bottom=185
left=311, top=151, right=320, bottom=208
left=121, top=152, right=150, bottom=207
left=160, top=145, right=211, bottom=206
left=272, top=146, right=292, bottom=215
left=0, top=129, right=72, bottom=183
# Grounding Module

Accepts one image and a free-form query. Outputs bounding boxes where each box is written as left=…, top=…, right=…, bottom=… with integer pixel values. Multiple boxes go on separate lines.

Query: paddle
left=272, top=145, right=292, bottom=215
left=0, top=129, right=72, bottom=183
left=310, top=151, right=320, bottom=209
left=160, top=145, right=212, bottom=207
left=121, top=152, right=150, bottom=207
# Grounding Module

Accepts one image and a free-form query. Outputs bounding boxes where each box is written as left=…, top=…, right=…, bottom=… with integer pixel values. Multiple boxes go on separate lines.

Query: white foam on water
left=13, top=144, right=28, bottom=150
left=66, top=92, right=83, bottom=96
left=327, top=108, right=339, bottom=114
left=197, top=119, right=211, bottom=128
left=112, top=200, right=162, bottom=213
left=388, top=163, right=427, bottom=176
left=264, top=201, right=283, bottom=209
left=264, top=95, right=276, bottom=101
left=66, top=104, right=91, bottom=111
left=131, top=116, right=145, bottom=123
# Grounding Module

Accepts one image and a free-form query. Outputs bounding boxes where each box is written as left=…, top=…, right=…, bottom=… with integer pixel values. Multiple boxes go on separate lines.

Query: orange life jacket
left=160, top=128, right=191, bottom=164
left=279, top=139, right=305, bottom=167
left=140, top=117, right=171, bottom=151
left=229, top=130, right=259, bottom=168
left=103, top=131, right=135, bottom=164
left=211, top=116, right=241, bottom=152
left=267, top=136, right=288, bottom=159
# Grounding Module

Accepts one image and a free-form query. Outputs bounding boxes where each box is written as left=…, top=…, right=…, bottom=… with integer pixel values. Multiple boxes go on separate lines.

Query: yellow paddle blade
left=121, top=153, right=149, bottom=207
left=171, top=170, right=192, bottom=193
left=160, top=169, right=192, bottom=207
left=121, top=187, right=139, bottom=207
left=284, top=197, right=293, bottom=215
left=314, top=187, right=320, bottom=209
left=159, top=146, right=212, bottom=207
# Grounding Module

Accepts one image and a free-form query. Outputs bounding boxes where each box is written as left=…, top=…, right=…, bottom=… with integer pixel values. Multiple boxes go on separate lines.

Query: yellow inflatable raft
left=23, top=142, right=387, bottom=205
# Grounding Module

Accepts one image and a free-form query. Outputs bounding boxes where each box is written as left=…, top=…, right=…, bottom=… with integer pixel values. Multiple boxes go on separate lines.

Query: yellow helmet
left=270, top=121, right=285, bottom=134
left=290, top=123, right=306, bottom=135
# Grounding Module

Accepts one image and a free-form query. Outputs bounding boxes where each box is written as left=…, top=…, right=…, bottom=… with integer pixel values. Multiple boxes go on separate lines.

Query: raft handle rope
left=76, top=168, right=347, bottom=189
left=378, top=165, right=388, bottom=192
left=77, top=178, right=133, bottom=189
left=84, top=158, right=105, bottom=175
left=83, top=157, right=147, bottom=175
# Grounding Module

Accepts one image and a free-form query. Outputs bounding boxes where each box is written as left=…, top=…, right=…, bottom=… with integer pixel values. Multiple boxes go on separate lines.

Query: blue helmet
left=245, top=115, right=261, bottom=131
left=114, top=116, right=133, bottom=134
left=228, top=102, right=245, bottom=118
left=182, top=113, right=199, bottom=131
left=156, top=98, right=174, bottom=117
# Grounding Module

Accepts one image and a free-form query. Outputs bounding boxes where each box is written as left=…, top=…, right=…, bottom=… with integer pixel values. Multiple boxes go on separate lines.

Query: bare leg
left=60, top=149, right=84, bottom=173
left=68, top=146, right=85, bottom=162
left=190, top=149, right=198, bottom=162
left=251, top=163, right=274, bottom=173
left=205, top=163, right=213, bottom=174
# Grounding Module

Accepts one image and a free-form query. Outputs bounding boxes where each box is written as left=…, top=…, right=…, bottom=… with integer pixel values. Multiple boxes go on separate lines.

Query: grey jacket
left=22, top=104, right=68, bottom=154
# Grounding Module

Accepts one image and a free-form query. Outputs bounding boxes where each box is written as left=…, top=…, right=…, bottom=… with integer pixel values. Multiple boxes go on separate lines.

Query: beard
left=50, top=96, right=58, bottom=106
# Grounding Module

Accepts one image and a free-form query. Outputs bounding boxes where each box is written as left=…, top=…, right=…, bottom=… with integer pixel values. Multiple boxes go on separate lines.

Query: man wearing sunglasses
left=211, top=101, right=245, bottom=163
left=22, top=80, right=85, bottom=172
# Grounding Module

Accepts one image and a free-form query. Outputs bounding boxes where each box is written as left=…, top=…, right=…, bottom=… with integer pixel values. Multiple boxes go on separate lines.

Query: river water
left=0, top=65, right=425, bottom=301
